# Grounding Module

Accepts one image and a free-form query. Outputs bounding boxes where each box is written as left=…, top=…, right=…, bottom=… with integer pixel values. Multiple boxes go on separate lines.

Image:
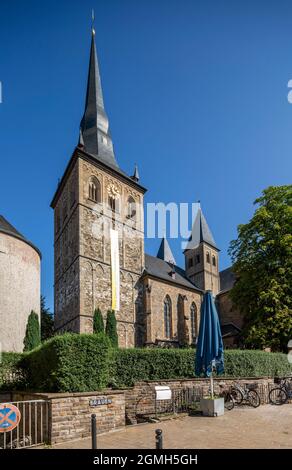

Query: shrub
left=110, top=348, right=292, bottom=388
left=105, top=310, right=118, bottom=347
left=93, top=308, right=104, bottom=334
left=24, top=311, right=41, bottom=352
left=0, top=352, right=24, bottom=390
left=19, top=333, right=111, bottom=392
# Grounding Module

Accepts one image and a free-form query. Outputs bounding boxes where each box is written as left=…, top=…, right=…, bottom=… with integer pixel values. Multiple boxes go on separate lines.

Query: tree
left=41, top=295, right=54, bottom=341
left=228, top=185, right=292, bottom=351
left=24, top=311, right=41, bottom=351
left=93, top=308, right=104, bottom=334
left=105, top=310, right=118, bottom=347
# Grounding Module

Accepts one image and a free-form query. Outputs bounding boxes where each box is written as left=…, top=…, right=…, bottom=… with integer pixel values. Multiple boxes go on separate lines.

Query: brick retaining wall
left=0, top=390, right=125, bottom=444
left=125, top=377, right=275, bottom=424
left=0, top=377, right=276, bottom=444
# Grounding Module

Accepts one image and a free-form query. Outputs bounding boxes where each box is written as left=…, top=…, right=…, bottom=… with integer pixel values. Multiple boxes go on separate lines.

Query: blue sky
left=1, top=0, right=292, bottom=311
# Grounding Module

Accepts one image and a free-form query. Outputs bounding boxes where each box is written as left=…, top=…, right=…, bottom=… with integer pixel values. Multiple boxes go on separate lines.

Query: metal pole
left=155, top=429, right=163, bottom=449
left=91, top=414, right=97, bottom=449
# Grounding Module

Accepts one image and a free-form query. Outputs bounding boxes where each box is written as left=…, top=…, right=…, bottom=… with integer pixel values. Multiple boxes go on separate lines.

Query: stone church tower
left=184, top=206, right=220, bottom=295
left=51, top=28, right=146, bottom=346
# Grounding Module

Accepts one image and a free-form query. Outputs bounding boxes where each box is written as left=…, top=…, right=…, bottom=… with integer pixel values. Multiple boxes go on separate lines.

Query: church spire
left=79, top=21, right=118, bottom=168
left=157, top=238, right=176, bottom=265
left=185, top=205, right=217, bottom=251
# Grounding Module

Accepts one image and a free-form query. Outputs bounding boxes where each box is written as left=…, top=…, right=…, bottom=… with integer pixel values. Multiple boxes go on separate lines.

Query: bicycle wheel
left=269, top=387, right=288, bottom=405
left=224, top=393, right=235, bottom=411
left=247, top=390, right=261, bottom=408
left=230, top=387, right=243, bottom=405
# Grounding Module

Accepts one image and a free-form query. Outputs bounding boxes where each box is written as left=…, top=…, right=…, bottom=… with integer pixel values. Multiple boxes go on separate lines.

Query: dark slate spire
left=131, top=164, right=139, bottom=182
left=186, top=205, right=217, bottom=250
left=157, top=238, right=176, bottom=265
left=80, top=26, right=118, bottom=168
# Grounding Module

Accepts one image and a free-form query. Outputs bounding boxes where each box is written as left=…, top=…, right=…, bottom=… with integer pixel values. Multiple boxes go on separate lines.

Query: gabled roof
left=157, top=238, right=176, bottom=265
left=0, top=215, right=41, bottom=258
left=144, top=254, right=203, bottom=292
left=185, top=207, right=217, bottom=251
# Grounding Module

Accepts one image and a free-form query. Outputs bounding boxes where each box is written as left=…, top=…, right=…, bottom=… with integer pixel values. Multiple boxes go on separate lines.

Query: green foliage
left=109, top=348, right=292, bottom=388
left=19, top=333, right=111, bottom=392
left=41, top=295, right=54, bottom=342
left=23, top=311, right=41, bottom=352
left=229, top=185, right=292, bottom=351
left=93, top=308, right=104, bottom=334
left=0, top=352, right=24, bottom=390
left=105, top=310, right=118, bottom=347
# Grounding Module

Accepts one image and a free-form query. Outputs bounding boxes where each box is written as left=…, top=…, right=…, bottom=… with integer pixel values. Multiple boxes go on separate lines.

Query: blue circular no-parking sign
left=0, top=403, right=21, bottom=433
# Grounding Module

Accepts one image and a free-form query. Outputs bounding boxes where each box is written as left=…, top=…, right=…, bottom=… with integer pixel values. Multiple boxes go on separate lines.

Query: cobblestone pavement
left=49, top=405, right=292, bottom=449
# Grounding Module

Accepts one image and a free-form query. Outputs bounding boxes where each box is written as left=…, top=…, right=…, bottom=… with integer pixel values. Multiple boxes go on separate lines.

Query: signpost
left=0, top=403, right=21, bottom=433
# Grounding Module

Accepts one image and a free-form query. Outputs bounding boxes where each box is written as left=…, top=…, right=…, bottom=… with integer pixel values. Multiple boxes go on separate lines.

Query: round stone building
left=0, top=216, right=41, bottom=352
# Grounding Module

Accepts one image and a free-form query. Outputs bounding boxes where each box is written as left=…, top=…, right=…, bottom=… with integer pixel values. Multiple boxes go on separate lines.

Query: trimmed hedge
left=0, top=352, right=24, bottom=390
left=19, top=333, right=111, bottom=392
left=109, top=348, right=292, bottom=388
left=2, top=338, right=292, bottom=393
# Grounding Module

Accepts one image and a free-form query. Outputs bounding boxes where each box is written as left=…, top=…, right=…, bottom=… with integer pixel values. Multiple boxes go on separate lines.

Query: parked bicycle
left=218, top=383, right=235, bottom=411
left=230, top=382, right=261, bottom=408
left=269, top=377, right=292, bottom=405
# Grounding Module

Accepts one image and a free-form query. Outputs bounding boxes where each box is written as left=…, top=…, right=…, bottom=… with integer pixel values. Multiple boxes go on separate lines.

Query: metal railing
left=0, top=400, right=49, bottom=449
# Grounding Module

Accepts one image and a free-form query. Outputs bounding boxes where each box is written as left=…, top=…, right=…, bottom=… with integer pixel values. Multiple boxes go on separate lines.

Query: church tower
left=184, top=205, right=220, bottom=295
left=51, top=26, right=146, bottom=347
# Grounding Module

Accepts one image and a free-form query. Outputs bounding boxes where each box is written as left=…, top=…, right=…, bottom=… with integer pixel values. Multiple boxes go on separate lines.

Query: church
left=50, top=27, right=241, bottom=349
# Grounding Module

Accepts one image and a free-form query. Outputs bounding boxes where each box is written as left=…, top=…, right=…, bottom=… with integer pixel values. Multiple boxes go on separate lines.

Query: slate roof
left=157, top=238, right=176, bottom=265
left=80, top=29, right=118, bottom=168
left=144, top=253, right=203, bottom=291
left=219, top=267, right=236, bottom=293
left=185, top=207, right=217, bottom=250
left=0, top=215, right=41, bottom=257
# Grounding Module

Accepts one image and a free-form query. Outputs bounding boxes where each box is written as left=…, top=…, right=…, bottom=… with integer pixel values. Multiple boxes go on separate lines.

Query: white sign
left=110, top=229, right=120, bottom=311
left=155, top=386, right=172, bottom=401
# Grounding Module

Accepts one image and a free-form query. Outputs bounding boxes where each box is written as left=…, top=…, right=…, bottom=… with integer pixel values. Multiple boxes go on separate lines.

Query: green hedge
left=19, top=333, right=111, bottom=392
left=3, top=338, right=292, bottom=393
left=109, top=348, right=292, bottom=388
left=0, top=352, right=24, bottom=390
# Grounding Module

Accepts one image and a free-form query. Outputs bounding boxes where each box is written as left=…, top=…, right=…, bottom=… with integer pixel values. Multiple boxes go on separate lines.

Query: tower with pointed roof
left=51, top=26, right=146, bottom=345
left=184, top=206, right=220, bottom=295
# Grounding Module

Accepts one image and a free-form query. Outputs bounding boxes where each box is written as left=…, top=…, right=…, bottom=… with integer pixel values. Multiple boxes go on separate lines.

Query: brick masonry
left=1, top=390, right=125, bottom=444
left=0, top=377, right=275, bottom=444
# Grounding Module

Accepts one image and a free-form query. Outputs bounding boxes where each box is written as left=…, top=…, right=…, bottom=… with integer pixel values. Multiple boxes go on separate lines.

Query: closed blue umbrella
left=195, top=291, right=224, bottom=397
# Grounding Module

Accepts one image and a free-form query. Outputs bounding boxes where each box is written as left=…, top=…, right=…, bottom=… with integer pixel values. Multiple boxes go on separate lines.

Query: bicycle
left=230, top=382, right=261, bottom=408
left=218, top=384, right=235, bottom=410
left=269, top=377, right=292, bottom=405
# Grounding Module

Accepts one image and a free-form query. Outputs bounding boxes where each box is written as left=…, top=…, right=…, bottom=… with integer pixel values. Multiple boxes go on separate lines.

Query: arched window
left=164, top=296, right=172, bottom=339
left=88, top=177, right=101, bottom=203
left=127, top=196, right=136, bottom=220
left=190, top=302, right=198, bottom=342
left=108, top=195, right=120, bottom=213
left=212, top=255, right=216, bottom=267
left=195, top=254, right=200, bottom=264
left=206, top=252, right=210, bottom=264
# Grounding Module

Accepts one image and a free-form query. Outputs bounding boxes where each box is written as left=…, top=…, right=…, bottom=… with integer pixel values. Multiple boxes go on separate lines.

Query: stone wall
left=124, top=377, right=275, bottom=424
left=1, top=390, right=125, bottom=445
left=141, top=276, right=202, bottom=346
left=0, top=233, right=40, bottom=352
left=0, top=376, right=276, bottom=444
left=53, top=154, right=146, bottom=346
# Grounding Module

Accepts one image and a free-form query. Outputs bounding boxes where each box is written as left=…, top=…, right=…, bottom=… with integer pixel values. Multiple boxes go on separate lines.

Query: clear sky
left=1, top=0, right=292, bottom=312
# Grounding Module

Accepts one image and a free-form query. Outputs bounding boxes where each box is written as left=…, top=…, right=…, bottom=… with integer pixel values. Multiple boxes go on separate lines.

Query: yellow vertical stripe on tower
left=110, top=229, right=120, bottom=311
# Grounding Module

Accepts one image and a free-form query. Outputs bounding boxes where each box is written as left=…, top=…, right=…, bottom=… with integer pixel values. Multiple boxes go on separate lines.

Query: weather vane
left=91, top=9, right=95, bottom=35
